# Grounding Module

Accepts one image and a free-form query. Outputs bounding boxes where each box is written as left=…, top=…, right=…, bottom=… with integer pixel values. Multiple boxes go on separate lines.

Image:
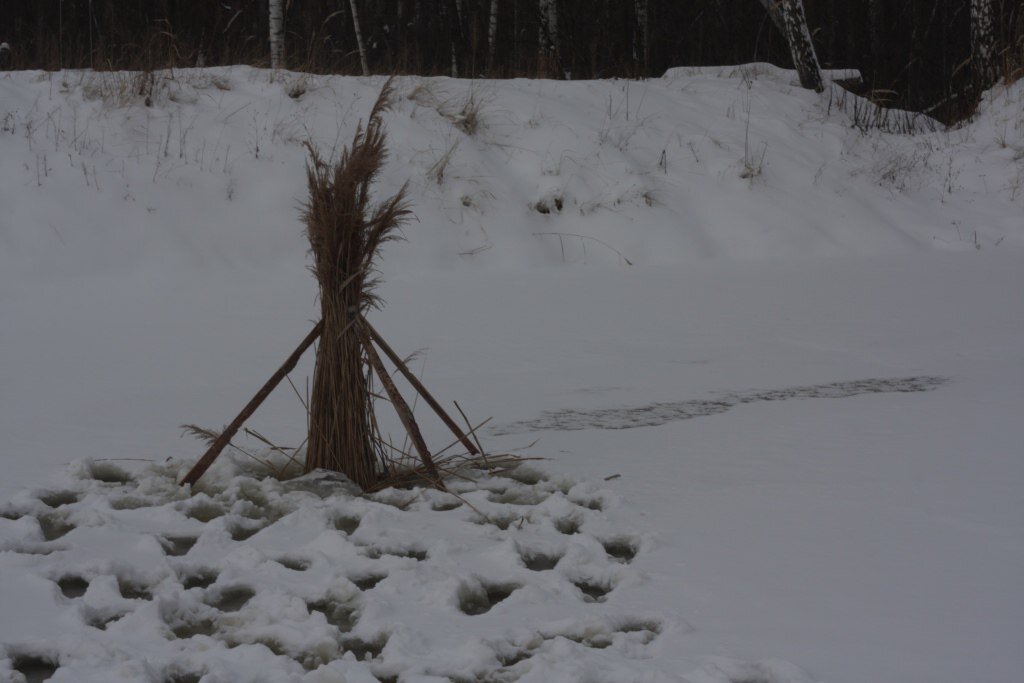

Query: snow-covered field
left=0, top=66, right=1021, bottom=683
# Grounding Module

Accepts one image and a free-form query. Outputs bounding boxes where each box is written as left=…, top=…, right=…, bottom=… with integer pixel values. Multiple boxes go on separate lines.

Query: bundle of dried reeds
left=302, top=79, right=409, bottom=489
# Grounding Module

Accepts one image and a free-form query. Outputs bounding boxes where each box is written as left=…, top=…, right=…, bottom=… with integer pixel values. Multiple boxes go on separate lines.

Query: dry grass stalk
left=302, top=78, right=410, bottom=490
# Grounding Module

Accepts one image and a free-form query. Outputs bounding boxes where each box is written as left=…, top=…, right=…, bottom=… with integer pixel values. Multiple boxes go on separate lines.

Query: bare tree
left=970, top=0, right=999, bottom=89
left=538, top=0, right=559, bottom=77
left=634, top=0, right=649, bottom=73
left=757, top=0, right=824, bottom=92
left=269, top=0, right=285, bottom=69
left=488, top=0, right=500, bottom=72
left=349, top=0, right=370, bottom=76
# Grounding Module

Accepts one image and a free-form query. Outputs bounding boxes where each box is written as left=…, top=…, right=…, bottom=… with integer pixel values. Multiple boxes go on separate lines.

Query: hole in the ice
left=554, top=516, right=581, bottom=535
left=602, top=538, right=638, bottom=563
left=161, top=536, right=198, bottom=557
left=57, top=576, right=89, bottom=598
left=334, top=515, right=361, bottom=534
left=574, top=579, right=612, bottom=603
left=458, top=582, right=520, bottom=616
left=209, top=586, right=254, bottom=612
left=171, top=618, right=216, bottom=639
left=495, top=466, right=548, bottom=486
left=186, top=501, right=226, bottom=523
left=431, top=500, right=462, bottom=511
left=38, top=514, right=75, bottom=541
left=275, top=556, right=311, bottom=571
left=181, top=570, right=218, bottom=590
left=118, top=578, right=153, bottom=600
left=520, top=550, right=561, bottom=571
left=89, top=462, right=133, bottom=484
left=38, top=491, right=78, bottom=508
left=351, top=573, right=387, bottom=591
left=307, top=599, right=358, bottom=632
left=340, top=634, right=387, bottom=661
left=11, top=655, right=58, bottom=683
left=488, top=488, right=549, bottom=506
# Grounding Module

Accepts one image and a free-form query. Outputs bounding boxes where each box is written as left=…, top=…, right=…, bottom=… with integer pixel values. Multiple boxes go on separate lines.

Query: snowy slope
left=1, top=66, right=1022, bottom=683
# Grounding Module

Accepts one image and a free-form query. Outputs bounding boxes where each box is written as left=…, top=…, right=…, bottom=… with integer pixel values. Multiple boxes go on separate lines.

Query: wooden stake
left=179, top=321, right=323, bottom=487
left=356, top=321, right=444, bottom=488
left=360, top=316, right=480, bottom=456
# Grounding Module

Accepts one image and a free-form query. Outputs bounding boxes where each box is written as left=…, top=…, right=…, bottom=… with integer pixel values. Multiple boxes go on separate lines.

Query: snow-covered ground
left=0, top=66, right=1021, bottom=683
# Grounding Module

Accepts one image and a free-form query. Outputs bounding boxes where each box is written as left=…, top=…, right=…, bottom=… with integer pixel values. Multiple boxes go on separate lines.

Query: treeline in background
left=1, top=1, right=1021, bottom=122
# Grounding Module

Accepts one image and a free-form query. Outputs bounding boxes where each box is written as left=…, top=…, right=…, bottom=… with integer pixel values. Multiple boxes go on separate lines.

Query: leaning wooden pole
left=357, top=322, right=444, bottom=488
left=180, top=321, right=323, bottom=487
left=360, top=316, right=480, bottom=456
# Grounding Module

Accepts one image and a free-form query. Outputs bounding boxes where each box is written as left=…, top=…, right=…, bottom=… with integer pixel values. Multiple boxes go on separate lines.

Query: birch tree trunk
left=633, top=0, right=648, bottom=74
left=349, top=0, right=370, bottom=76
left=538, top=0, right=558, bottom=78
left=757, top=0, right=824, bottom=92
left=487, top=0, right=500, bottom=73
left=970, top=0, right=999, bottom=89
left=269, top=0, right=284, bottom=70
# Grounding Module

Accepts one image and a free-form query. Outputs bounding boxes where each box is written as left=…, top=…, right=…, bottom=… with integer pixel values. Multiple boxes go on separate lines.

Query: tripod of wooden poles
left=178, top=315, right=478, bottom=489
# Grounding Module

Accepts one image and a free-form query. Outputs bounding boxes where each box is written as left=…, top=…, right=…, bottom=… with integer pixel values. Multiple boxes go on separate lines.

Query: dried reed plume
left=303, top=78, right=410, bottom=489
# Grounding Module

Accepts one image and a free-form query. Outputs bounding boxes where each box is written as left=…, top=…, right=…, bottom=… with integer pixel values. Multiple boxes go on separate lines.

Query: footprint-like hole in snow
left=187, top=502, right=226, bottom=524
left=209, top=586, right=255, bottom=612
left=495, top=466, right=548, bottom=486
left=110, top=496, right=153, bottom=510
left=473, top=513, right=523, bottom=531
left=171, top=618, right=217, bottom=639
left=181, top=570, right=218, bottom=590
left=118, top=578, right=153, bottom=600
left=38, top=514, right=75, bottom=541
left=602, top=538, right=638, bottom=563
left=275, top=556, right=311, bottom=571
left=57, top=576, right=89, bottom=598
left=37, top=491, right=79, bottom=508
left=573, top=498, right=603, bottom=511
left=307, top=599, right=358, bottom=632
left=520, top=550, right=561, bottom=571
left=431, top=500, right=462, bottom=511
left=340, top=635, right=387, bottom=661
left=554, top=516, right=581, bottom=535
left=161, top=536, right=198, bottom=557
left=574, top=579, right=612, bottom=603
left=496, top=648, right=535, bottom=667
left=88, top=462, right=134, bottom=484
left=619, top=619, right=661, bottom=644
left=11, top=654, right=58, bottom=683
left=351, top=574, right=387, bottom=591
left=163, top=673, right=204, bottom=683
left=87, top=612, right=127, bottom=631
left=334, top=515, right=362, bottom=534
left=363, top=547, right=427, bottom=561
left=488, top=489, right=549, bottom=506
left=458, top=582, right=520, bottom=616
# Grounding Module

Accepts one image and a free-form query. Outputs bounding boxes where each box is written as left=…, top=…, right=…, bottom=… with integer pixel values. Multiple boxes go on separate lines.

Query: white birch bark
left=488, top=0, right=500, bottom=71
left=349, top=0, right=370, bottom=77
left=538, top=0, right=558, bottom=77
left=269, top=0, right=285, bottom=70
left=970, top=0, right=999, bottom=88
left=756, top=0, right=823, bottom=92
